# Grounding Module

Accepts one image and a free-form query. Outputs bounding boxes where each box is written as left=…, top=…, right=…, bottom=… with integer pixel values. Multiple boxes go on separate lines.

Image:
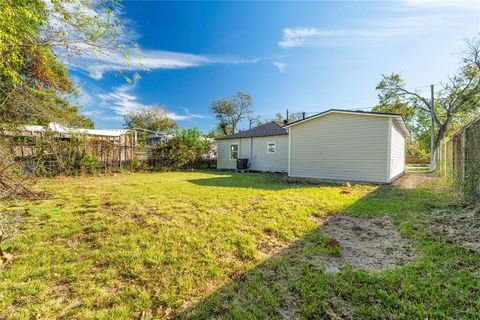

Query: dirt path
left=392, top=174, right=433, bottom=189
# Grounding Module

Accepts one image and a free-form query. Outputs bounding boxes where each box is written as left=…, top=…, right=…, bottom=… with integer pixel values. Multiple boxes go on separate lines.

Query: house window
left=230, top=143, right=239, bottom=160
left=267, top=142, right=276, bottom=154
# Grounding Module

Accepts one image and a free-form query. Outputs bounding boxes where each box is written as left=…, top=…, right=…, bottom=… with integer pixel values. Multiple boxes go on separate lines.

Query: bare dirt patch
left=321, top=215, right=415, bottom=272
left=392, top=174, right=433, bottom=189
left=426, top=204, right=480, bottom=251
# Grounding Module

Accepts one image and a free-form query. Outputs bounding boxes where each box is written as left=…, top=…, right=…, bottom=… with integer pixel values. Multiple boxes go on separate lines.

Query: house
left=216, top=121, right=289, bottom=173
left=216, top=109, right=409, bottom=183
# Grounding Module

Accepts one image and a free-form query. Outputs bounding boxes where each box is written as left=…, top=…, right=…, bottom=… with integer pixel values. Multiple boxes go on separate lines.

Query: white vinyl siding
left=390, top=121, right=406, bottom=180
left=216, top=135, right=288, bottom=172
left=217, top=139, right=240, bottom=169
left=289, top=113, right=390, bottom=183
left=249, top=136, right=288, bottom=172
left=239, top=138, right=252, bottom=159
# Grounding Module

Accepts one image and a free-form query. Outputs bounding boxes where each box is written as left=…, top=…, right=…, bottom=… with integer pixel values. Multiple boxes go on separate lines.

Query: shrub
left=149, top=128, right=211, bottom=170
left=80, top=153, right=99, bottom=174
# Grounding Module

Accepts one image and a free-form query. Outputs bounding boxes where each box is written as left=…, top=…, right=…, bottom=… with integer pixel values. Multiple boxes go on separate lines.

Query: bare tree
left=247, top=114, right=260, bottom=129
left=377, top=38, right=480, bottom=168
left=210, top=92, right=253, bottom=135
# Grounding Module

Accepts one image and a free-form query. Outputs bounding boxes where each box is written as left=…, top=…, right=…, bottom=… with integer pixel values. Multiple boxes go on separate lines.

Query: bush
left=149, top=128, right=211, bottom=170
left=80, top=153, right=99, bottom=174
left=32, top=131, right=118, bottom=176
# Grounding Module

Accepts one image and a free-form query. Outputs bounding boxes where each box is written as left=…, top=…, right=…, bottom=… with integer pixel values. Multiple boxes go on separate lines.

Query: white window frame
left=267, top=141, right=276, bottom=154
left=229, top=143, right=239, bottom=160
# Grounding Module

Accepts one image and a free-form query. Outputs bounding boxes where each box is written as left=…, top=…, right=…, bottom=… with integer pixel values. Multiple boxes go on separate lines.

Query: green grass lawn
left=0, top=171, right=479, bottom=319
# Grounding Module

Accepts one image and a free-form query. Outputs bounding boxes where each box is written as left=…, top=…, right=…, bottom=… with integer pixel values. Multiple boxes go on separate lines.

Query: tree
left=0, top=0, right=131, bottom=128
left=124, top=106, right=177, bottom=132
left=372, top=93, right=426, bottom=155
left=273, top=112, right=284, bottom=124
left=205, top=128, right=222, bottom=139
left=210, top=92, right=253, bottom=135
left=376, top=38, right=480, bottom=168
left=150, top=128, right=211, bottom=169
left=253, top=113, right=284, bottom=126
left=247, top=114, right=260, bottom=129
left=0, top=0, right=132, bottom=262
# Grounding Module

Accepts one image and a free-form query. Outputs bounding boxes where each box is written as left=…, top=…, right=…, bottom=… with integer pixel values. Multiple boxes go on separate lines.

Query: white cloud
left=74, top=83, right=94, bottom=106
left=97, top=115, right=124, bottom=122
left=405, top=0, right=479, bottom=8
left=82, top=110, right=100, bottom=116
left=65, top=47, right=213, bottom=79
left=272, top=61, right=287, bottom=73
left=45, top=0, right=259, bottom=79
left=278, top=27, right=320, bottom=48
left=278, top=15, right=451, bottom=48
left=98, top=84, right=204, bottom=121
left=66, top=48, right=260, bottom=80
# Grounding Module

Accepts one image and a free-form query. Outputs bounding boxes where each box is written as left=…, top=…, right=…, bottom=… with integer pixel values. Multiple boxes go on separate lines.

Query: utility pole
left=430, top=84, right=436, bottom=171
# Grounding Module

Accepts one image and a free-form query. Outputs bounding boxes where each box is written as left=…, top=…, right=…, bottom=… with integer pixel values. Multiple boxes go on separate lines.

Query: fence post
left=461, top=130, right=466, bottom=185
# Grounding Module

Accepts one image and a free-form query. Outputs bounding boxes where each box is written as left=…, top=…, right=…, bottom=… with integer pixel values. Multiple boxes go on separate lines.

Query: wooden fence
left=3, top=129, right=136, bottom=173
left=405, top=156, right=431, bottom=165
left=5, top=129, right=218, bottom=174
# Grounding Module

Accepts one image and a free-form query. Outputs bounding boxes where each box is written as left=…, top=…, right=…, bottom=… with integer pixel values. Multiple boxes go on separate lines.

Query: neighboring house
left=217, top=109, right=409, bottom=183
left=202, top=137, right=217, bottom=160
left=216, top=121, right=289, bottom=173
left=145, top=131, right=170, bottom=146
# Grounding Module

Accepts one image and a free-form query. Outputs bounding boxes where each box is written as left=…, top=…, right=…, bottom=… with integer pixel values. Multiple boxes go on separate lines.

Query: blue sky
left=70, top=0, right=480, bottom=132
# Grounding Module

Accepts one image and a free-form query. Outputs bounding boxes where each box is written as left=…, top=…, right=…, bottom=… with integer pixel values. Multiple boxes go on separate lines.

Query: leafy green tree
left=124, top=106, right=177, bottom=132
left=376, top=37, right=480, bottom=166
left=205, top=128, right=221, bottom=139
left=273, top=112, right=284, bottom=124
left=0, top=0, right=130, bottom=128
left=151, top=128, right=211, bottom=169
left=210, top=92, right=253, bottom=135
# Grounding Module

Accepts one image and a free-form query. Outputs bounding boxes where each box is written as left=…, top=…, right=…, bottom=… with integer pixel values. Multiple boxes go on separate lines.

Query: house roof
left=284, top=109, right=409, bottom=136
left=217, top=121, right=287, bottom=140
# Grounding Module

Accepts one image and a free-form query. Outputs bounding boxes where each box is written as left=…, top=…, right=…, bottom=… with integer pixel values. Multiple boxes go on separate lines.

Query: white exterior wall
left=216, top=135, right=288, bottom=172
left=216, top=139, right=240, bottom=170
left=389, top=121, right=406, bottom=180
left=249, top=136, right=288, bottom=172
left=289, top=113, right=391, bottom=183
left=239, top=138, right=251, bottom=160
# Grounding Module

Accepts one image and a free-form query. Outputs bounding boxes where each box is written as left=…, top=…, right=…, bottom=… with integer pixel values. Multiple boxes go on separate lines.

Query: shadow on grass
left=187, top=172, right=342, bottom=191
left=176, top=185, right=478, bottom=319
left=187, top=172, right=291, bottom=191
